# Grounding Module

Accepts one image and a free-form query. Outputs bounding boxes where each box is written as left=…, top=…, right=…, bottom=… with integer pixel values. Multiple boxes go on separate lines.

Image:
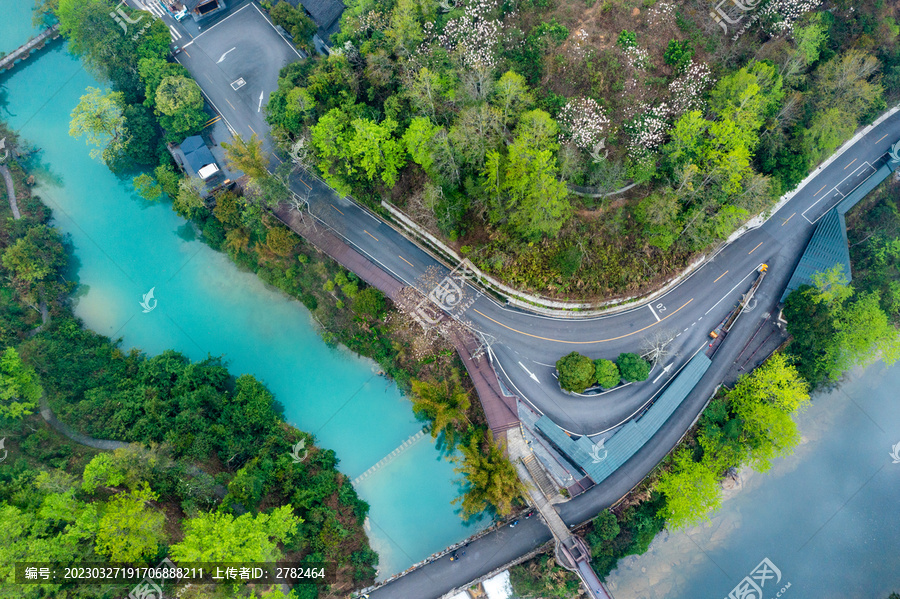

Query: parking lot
left=175, top=3, right=303, bottom=155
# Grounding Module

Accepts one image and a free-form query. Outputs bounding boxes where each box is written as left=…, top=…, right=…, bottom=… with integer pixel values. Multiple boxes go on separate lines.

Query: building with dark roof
left=180, top=135, right=220, bottom=180
left=284, top=0, right=345, bottom=37
left=181, top=0, right=227, bottom=22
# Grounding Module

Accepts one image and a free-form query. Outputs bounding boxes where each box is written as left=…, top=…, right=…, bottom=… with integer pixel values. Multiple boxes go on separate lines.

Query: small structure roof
left=780, top=160, right=896, bottom=302
left=181, top=135, right=217, bottom=175
left=286, top=0, right=345, bottom=34
left=536, top=352, right=712, bottom=486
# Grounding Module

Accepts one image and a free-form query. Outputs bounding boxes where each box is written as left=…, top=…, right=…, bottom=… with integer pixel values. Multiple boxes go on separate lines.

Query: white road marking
left=801, top=161, right=875, bottom=224
left=168, top=25, right=181, bottom=40
left=142, top=0, right=165, bottom=18
left=258, top=91, right=264, bottom=112
left=518, top=361, right=541, bottom=384
left=704, top=265, right=762, bottom=315
left=216, top=47, right=236, bottom=63
left=647, top=304, right=661, bottom=322
left=652, top=363, right=673, bottom=384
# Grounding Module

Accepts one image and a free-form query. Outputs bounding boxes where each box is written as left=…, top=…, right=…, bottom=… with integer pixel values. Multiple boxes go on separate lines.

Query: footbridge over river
left=0, top=24, right=61, bottom=72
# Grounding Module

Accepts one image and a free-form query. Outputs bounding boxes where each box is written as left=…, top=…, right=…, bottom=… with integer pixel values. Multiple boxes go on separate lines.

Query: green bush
left=556, top=351, right=596, bottom=393
left=594, top=359, right=621, bottom=389
left=616, top=352, right=651, bottom=382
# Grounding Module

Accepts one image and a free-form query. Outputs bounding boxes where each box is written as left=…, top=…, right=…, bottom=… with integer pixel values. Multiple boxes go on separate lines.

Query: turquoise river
left=0, top=1, right=482, bottom=579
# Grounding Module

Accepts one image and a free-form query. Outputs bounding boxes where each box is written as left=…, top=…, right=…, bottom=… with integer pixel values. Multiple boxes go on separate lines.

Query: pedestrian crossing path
left=138, top=0, right=183, bottom=40
left=352, top=430, right=427, bottom=486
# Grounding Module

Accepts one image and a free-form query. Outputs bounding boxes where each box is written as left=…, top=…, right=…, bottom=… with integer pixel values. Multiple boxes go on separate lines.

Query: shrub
left=556, top=352, right=596, bottom=393
left=616, top=352, right=651, bottom=382
left=594, top=359, right=620, bottom=389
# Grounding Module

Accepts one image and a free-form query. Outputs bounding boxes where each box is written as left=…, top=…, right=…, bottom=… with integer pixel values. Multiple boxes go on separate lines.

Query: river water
left=606, top=360, right=900, bottom=598
left=0, top=3, right=482, bottom=579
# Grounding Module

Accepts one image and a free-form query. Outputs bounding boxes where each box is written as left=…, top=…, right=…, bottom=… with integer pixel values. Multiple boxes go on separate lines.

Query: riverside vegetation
left=38, top=0, right=525, bottom=526
left=34, top=0, right=900, bottom=592
left=0, top=125, right=376, bottom=599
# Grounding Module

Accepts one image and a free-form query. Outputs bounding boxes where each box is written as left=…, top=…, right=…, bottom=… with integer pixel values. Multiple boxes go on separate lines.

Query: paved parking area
left=175, top=3, right=303, bottom=154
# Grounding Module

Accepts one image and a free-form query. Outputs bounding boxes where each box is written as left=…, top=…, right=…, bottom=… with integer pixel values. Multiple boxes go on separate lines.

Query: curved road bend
left=164, top=0, right=900, bottom=435
left=164, top=15, right=900, bottom=592
left=293, top=111, right=900, bottom=435
left=314, top=116, right=900, bottom=597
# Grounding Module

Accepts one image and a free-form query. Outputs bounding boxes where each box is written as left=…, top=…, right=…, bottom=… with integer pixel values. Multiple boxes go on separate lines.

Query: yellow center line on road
left=225, top=99, right=236, bottom=110
left=782, top=212, right=795, bottom=226
left=364, top=230, right=378, bottom=241
left=472, top=299, right=694, bottom=344
left=331, top=204, right=344, bottom=215
left=248, top=125, right=257, bottom=135
left=748, top=242, right=763, bottom=255
left=844, top=158, right=857, bottom=169
left=399, top=255, right=414, bottom=267
left=876, top=133, right=889, bottom=144
left=813, top=184, right=827, bottom=197
left=182, top=49, right=191, bottom=57
left=713, top=271, right=729, bottom=283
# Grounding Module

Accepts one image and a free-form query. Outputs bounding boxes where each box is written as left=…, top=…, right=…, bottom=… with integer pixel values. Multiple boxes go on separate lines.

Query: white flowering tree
left=668, top=61, right=715, bottom=117
left=557, top=97, right=609, bottom=153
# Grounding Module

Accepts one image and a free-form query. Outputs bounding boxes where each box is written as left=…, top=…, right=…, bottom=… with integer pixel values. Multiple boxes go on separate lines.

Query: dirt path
left=1, top=164, right=21, bottom=220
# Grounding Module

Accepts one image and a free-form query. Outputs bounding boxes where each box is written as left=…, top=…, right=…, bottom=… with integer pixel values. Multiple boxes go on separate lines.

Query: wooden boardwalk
left=0, top=24, right=61, bottom=72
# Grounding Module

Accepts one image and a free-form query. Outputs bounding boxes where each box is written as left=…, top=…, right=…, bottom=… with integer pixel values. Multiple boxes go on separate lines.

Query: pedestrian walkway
left=1, top=165, right=20, bottom=219
left=0, top=24, right=60, bottom=71
left=352, top=430, right=426, bottom=485
left=507, top=426, right=612, bottom=599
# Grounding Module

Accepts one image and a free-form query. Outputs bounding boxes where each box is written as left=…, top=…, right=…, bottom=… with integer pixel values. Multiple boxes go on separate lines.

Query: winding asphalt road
left=153, top=0, right=900, bottom=437
left=145, top=4, right=900, bottom=595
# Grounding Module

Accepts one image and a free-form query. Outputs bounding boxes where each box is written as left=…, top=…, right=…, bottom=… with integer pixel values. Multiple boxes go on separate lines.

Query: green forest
left=24, top=0, right=900, bottom=593
left=261, top=0, right=900, bottom=299
left=0, top=126, right=376, bottom=598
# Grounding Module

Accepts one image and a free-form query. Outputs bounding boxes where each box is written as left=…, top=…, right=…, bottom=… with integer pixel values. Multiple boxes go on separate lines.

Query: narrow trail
left=39, top=393, right=129, bottom=451
left=1, top=164, right=21, bottom=219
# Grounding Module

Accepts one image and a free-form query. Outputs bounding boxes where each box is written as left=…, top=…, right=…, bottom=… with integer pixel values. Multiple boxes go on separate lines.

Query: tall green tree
left=69, top=87, right=127, bottom=165
left=0, top=347, right=42, bottom=420
left=154, top=75, right=206, bottom=139
left=410, top=375, right=471, bottom=449
left=94, top=485, right=165, bottom=563
left=656, top=447, right=722, bottom=530
left=170, top=506, right=300, bottom=562
left=1, top=225, right=66, bottom=285
left=488, top=110, right=571, bottom=239
left=594, top=359, right=621, bottom=389
left=223, top=134, right=269, bottom=182
left=556, top=351, right=596, bottom=393
left=453, top=430, right=523, bottom=519
left=350, top=117, right=406, bottom=188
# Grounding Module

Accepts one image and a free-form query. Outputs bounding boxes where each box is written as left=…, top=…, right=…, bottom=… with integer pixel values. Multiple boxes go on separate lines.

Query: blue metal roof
left=536, top=352, right=712, bottom=485
left=780, top=160, right=897, bottom=302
